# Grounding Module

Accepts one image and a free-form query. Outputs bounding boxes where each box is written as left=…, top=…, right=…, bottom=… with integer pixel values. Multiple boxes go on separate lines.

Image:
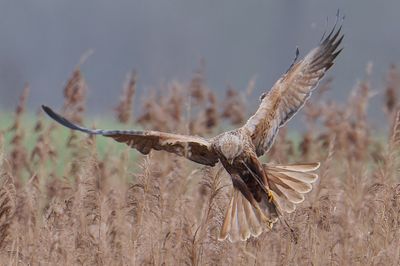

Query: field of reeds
left=0, top=62, right=399, bottom=265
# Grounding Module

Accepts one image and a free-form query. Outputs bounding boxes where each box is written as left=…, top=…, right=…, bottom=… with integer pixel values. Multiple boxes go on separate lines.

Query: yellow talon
left=262, top=216, right=274, bottom=229
left=268, top=190, right=274, bottom=203
left=263, top=217, right=274, bottom=230
left=268, top=221, right=274, bottom=229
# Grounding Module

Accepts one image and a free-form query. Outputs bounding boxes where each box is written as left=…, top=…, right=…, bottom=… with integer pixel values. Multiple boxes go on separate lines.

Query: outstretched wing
left=42, top=105, right=219, bottom=166
left=244, top=21, right=343, bottom=156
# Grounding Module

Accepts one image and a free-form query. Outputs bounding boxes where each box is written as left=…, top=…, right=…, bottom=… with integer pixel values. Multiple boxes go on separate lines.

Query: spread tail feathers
left=218, top=189, right=277, bottom=242
left=264, top=162, right=320, bottom=214
left=218, top=162, right=319, bottom=242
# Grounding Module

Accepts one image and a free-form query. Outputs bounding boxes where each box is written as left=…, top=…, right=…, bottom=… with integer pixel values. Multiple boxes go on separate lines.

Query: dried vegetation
left=0, top=63, right=400, bottom=265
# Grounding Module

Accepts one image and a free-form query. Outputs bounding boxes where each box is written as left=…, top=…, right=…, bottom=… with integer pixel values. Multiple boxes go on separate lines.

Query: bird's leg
left=233, top=169, right=276, bottom=226
left=242, top=159, right=276, bottom=213
left=249, top=163, right=272, bottom=203
left=242, top=162, right=268, bottom=194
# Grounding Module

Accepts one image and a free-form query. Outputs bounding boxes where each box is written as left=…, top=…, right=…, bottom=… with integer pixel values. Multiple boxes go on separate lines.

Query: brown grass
left=1, top=64, right=400, bottom=265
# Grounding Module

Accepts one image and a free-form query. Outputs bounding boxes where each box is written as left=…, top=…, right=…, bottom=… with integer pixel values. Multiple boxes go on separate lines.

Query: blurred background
left=0, top=0, right=399, bottom=125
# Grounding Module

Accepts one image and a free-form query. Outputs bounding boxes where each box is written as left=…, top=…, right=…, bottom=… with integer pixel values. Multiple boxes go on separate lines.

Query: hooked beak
left=228, top=158, right=234, bottom=165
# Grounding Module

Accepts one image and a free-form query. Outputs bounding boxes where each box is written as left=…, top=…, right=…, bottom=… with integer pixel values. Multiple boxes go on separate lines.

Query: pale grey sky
left=0, top=0, right=399, bottom=126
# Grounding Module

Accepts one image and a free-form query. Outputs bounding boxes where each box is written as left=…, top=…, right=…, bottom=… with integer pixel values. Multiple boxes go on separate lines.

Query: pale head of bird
left=218, top=133, right=243, bottom=164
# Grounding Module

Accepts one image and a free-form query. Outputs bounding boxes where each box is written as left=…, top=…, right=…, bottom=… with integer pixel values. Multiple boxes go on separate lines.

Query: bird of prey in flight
left=42, top=16, right=343, bottom=242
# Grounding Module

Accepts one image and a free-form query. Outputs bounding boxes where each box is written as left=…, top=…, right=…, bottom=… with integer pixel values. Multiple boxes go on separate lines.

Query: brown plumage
left=42, top=18, right=343, bottom=242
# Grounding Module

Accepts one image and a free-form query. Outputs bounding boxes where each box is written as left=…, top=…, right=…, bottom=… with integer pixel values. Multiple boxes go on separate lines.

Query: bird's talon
left=268, top=221, right=274, bottom=229
left=268, top=190, right=274, bottom=203
left=259, top=213, right=275, bottom=229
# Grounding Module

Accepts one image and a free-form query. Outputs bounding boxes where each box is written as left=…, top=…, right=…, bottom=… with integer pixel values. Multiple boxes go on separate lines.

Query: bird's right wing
left=42, top=105, right=219, bottom=166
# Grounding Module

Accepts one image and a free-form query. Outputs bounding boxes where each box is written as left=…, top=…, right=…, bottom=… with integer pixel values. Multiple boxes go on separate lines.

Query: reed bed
left=0, top=63, right=399, bottom=265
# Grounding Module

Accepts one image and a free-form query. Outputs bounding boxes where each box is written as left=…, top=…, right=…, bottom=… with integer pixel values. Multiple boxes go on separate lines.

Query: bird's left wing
left=42, top=105, right=219, bottom=166
left=243, top=19, right=343, bottom=156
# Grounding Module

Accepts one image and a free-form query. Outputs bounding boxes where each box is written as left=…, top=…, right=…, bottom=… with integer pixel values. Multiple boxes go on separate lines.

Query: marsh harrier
left=43, top=17, right=343, bottom=242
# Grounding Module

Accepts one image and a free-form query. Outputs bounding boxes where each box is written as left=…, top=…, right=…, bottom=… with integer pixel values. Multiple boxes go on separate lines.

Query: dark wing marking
left=243, top=18, right=343, bottom=156
left=42, top=105, right=219, bottom=166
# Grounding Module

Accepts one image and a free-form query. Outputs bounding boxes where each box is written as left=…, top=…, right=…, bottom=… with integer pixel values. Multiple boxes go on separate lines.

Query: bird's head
left=218, top=133, right=243, bottom=164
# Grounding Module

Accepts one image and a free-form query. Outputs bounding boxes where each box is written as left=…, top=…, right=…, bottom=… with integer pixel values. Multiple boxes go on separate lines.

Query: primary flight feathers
left=43, top=16, right=343, bottom=242
left=245, top=21, right=343, bottom=156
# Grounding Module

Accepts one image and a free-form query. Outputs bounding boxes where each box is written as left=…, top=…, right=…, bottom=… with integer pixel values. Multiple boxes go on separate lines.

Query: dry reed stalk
left=384, top=64, right=400, bottom=116
left=190, top=91, right=219, bottom=135
left=124, top=155, right=162, bottom=264
left=115, top=71, right=137, bottom=124
left=164, top=83, right=184, bottom=126
left=62, top=67, right=87, bottom=124
left=189, top=60, right=208, bottom=105
left=221, top=85, right=246, bottom=126
left=204, top=91, right=219, bottom=131
left=296, top=78, right=333, bottom=162
left=0, top=138, right=16, bottom=252
left=137, top=91, right=171, bottom=131
left=8, top=84, right=29, bottom=132
left=73, top=153, right=104, bottom=265
left=191, top=166, right=226, bottom=266
left=7, top=85, right=31, bottom=180
left=376, top=108, right=400, bottom=183
left=62, top=53, right=91, bottom=125
left=31, top=117, right=57, bottom=168
left=390, top=108, right=400, bottom=148
left=60, top=61, right=90, bottom=183
left=103, top=188, right=125, bottom=265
